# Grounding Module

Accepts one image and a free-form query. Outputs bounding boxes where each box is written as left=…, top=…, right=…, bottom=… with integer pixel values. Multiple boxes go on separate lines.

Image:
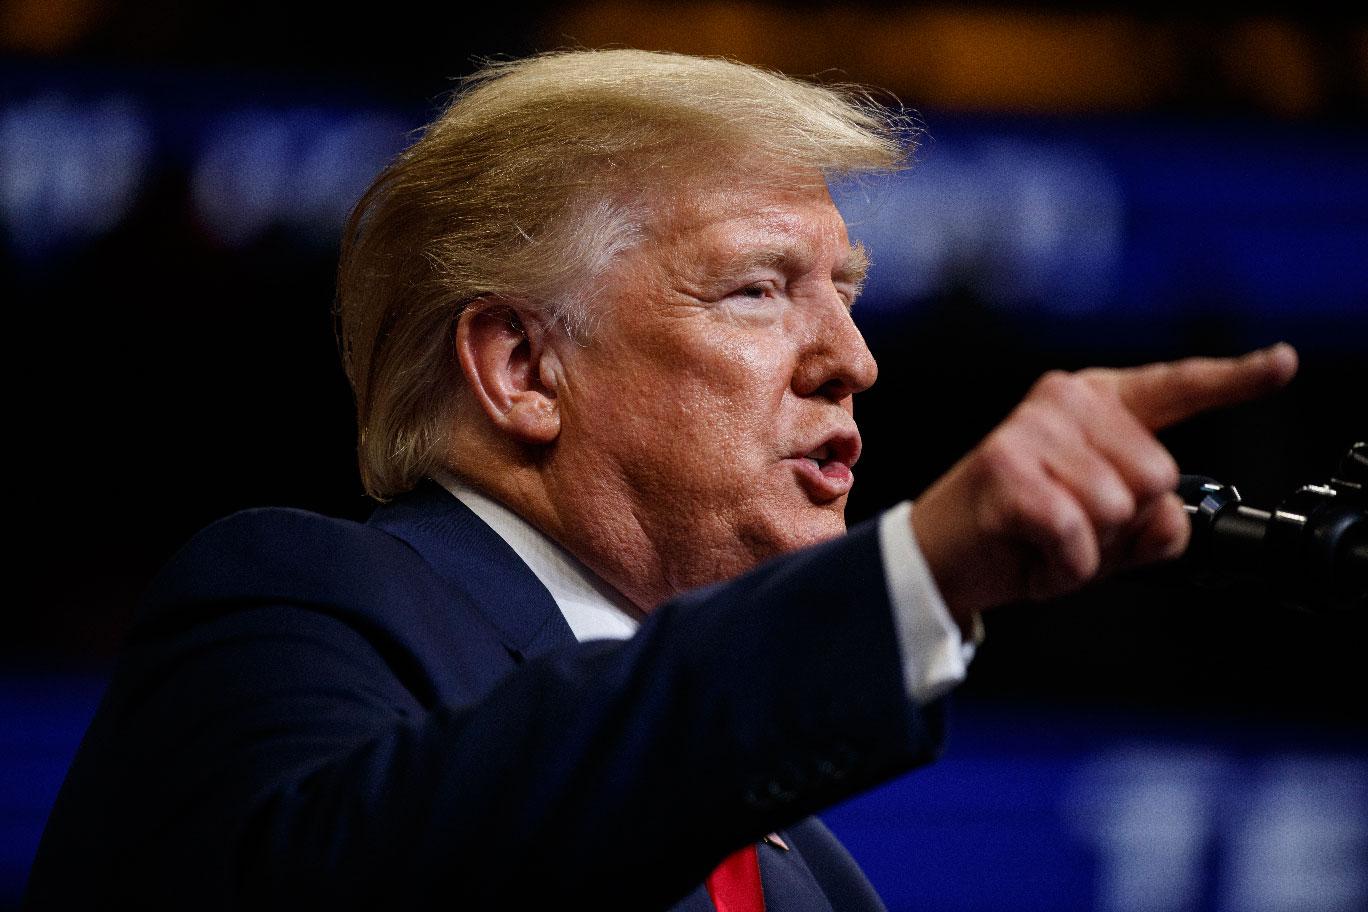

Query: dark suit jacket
left=25, top=482, right=945, bottom=910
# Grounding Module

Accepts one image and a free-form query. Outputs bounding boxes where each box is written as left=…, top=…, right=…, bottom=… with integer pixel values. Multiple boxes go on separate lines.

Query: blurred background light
left=0, top=92, right=149, bottom=256
left=1218, top=758, right=1368, bottom=912
left=191, top=108, right=407, bottom=247
left=835, top=137, right=1126, bottom=315
left=1067, top=748, right=1229, bottom=912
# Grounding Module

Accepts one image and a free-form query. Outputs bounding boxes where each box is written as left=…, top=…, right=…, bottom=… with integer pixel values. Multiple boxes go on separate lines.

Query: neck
left=434, top=472, right=644, bottom=627
left=445, top=448, right=672, bottom=613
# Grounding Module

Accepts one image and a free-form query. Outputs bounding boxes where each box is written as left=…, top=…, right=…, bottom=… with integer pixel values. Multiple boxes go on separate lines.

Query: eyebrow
left=837, top=243, right=870, bottom=289
left=723, top=242, right=870, bottom=288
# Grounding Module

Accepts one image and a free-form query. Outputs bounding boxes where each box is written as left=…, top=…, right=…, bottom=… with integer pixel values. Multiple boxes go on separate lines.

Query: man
left=25, top=50, right=1297, bottom=910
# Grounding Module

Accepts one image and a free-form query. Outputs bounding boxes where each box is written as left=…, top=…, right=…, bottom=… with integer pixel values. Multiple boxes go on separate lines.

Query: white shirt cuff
left=877, top=500, right=982, bottom=703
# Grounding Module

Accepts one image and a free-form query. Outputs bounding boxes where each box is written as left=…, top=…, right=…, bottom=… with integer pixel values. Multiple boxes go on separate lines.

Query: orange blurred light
left=1220, top=17, right=1323, bottom=117
left=549, top=3, right=1182, bottom=113
left=0, top=0, right=109, bottom=54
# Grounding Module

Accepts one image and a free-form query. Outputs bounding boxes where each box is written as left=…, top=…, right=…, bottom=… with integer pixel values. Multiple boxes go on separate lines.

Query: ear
left=455, top=300, right=563, bottom=445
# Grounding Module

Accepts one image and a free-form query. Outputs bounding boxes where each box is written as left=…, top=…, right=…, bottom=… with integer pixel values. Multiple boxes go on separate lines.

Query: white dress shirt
left=435, top=474, right=978, bottom=704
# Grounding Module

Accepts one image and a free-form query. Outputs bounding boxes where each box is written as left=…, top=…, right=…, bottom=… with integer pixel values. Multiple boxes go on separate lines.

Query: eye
left=727, top=280, right=778, bottom=302
left=832, top=276, right=863, bottom=311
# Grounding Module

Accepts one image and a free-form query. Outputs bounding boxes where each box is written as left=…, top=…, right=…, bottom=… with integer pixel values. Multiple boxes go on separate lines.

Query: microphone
left=1178, top=442, right=1367, bottom=613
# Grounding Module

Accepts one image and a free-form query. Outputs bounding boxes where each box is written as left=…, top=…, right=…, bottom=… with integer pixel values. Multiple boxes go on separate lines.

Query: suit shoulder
left=132, top=503, right=516, bottom=703
left=138, top=505, right=438, bottom=627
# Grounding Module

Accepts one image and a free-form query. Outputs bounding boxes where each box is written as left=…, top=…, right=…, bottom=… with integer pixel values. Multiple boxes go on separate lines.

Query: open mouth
left=791, top=432, right=860, bottom=501
left=804, top=443, right=835, bottom=470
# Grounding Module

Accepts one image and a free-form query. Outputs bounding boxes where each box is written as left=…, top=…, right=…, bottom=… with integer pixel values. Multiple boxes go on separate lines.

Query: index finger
left=1085, top=343, right=1299, bottom=431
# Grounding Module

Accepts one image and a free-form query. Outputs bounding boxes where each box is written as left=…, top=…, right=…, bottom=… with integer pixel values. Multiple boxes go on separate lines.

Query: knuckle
left=1098, top=482, right=1138, bottom=527
left=1010, top=399, right=1074, bottom=450
left=1049, top=504, right=1100, bottom=579
left=1130, top=492, right=1190, bottom=564
left=1156, top=454, right=1181, bottom=491
left=1138, top=449, right=1180, bottom=495
left=1076, top=367, right=1111, bottom=391
left=978, top=430, right=1023, bottom=478
left=1084, top=374, right=1126, bottom=411
left=1045, top=499, right=1085, bottom=543
left=1032, top=369, right=1080, bottom=404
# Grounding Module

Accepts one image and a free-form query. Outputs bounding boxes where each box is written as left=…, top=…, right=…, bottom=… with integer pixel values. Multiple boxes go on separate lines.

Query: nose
left=791, top=298, right=878, bottom=401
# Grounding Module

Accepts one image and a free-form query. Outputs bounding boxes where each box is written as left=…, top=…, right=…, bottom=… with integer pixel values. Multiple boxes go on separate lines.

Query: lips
left=789, top=427, right=861, bottom=502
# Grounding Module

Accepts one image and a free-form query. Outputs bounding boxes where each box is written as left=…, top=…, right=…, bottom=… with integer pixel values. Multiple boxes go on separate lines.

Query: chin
left=767, top=505, right=849, bottom=555
left=800, top=509, right=848, bottom=544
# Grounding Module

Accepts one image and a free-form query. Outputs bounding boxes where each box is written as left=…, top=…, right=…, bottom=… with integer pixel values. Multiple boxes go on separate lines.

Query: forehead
left=642, top=170, right=855, bottom=272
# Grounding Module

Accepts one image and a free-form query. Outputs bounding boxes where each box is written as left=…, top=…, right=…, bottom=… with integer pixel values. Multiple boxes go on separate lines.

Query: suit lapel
left=757, top=834, right=839, bottom=912
left=665, top=836, right=844, bottom=912
left=367, top=481, right=577, bottom=662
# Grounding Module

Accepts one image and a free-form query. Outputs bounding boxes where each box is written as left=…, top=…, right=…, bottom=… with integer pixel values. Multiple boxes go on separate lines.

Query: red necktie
left=706, top=844, right=765, bottom=912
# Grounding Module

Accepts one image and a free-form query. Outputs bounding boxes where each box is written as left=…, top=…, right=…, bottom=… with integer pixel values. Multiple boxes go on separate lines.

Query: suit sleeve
left=26, top=518, right=944, bottom=912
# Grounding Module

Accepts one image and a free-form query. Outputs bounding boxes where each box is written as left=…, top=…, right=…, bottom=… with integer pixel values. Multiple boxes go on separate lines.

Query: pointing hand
left=910, top=344, right=1299, bottom=626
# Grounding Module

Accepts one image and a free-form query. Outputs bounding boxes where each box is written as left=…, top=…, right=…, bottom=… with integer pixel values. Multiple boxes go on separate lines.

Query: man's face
left=545, top=169, right=878, bottom=608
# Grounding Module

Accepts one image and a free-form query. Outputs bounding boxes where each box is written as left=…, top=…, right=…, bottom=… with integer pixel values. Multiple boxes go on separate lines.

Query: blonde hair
left=336, top=48, right=911, bottom=500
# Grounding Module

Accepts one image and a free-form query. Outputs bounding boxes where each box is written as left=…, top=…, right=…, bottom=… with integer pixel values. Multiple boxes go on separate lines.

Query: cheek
left=672, top=338, right=795, bottom=457
left=692, top=323, right=795, bottom=397
left=565, top=326, right=799, bottom=480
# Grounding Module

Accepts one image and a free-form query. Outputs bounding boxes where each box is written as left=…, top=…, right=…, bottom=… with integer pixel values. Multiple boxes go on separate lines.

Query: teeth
left=805, top=445, right=832, bottom=463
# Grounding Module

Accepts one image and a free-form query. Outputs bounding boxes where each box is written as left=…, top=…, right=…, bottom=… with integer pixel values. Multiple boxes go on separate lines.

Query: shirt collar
left=432, top=472, right=641, bottom=642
